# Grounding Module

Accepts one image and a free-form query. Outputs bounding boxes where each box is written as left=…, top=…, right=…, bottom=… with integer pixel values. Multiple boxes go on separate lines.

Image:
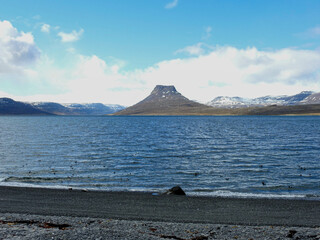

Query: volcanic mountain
left=114, top=85, right=216, bottom=115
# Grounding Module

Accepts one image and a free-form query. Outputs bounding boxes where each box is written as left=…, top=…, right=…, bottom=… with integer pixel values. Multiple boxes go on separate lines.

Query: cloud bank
left=1, top=20, right=320, bottom=105
left=0, top=20, right=40, bottom=76
left=139, top=46, right=320, bottom=102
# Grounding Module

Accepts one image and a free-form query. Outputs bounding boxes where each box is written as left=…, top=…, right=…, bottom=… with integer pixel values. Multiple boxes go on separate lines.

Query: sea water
left=0, top=115, right=319, bottom=199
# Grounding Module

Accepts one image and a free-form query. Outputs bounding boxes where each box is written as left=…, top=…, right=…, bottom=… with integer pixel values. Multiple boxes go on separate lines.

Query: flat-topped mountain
left=114, top=85, right=215, bottom=115
left=141, top=85, right=189, bottom=103
left=32, top=102, right=125, bottom=115
left=31, top=102, right=73, bottom=115
left=63, top=103, right=125, bottom=115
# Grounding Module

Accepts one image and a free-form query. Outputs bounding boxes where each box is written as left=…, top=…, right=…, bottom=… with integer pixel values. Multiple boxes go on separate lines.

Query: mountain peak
left=206, top=91, right=315, bottom=108
left=151, top=85, right=177, bottom=94
left=149, top=85, right=181, bottom=99
left=141, top=85, right=187, bottom=103
left=114, top=85, right=214, bottom=115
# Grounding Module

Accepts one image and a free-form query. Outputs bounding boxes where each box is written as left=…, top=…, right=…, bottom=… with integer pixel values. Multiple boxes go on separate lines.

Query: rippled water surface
left=0, top=116, right=319, bottom=198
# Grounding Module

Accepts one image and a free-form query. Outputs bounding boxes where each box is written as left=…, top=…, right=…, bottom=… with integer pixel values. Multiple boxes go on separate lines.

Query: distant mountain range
left=0, top=98, right=125, bottom=115
left=31, top=102, right=125, bottom=115
left=115, top=85, right=320, bottom=116
left=2, top=86, right=320, bottom=115
left=206, top=91, right=320, bottom=108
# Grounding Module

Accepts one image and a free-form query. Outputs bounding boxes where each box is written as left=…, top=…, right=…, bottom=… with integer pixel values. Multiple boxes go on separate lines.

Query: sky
left=0, top=0, right=320, bottom=105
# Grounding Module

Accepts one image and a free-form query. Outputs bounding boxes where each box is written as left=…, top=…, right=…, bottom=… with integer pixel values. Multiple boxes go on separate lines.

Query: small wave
left=0, top=181, right=70, bottom=189
left=4, top=176, right=65, bottom=183
left=0, top=177, right=7, bottom=182
left=188, top=190, right=316, bottom=200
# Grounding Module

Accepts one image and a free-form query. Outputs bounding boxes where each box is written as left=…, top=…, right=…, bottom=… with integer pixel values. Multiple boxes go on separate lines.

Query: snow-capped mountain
left=206, top=91, right=315, bottom=108
left=104, top=104, right=126, bottom=112
left=206, top=96, right=251, bottom=108
left=31, top=102, right=126, bottom=115
left=62, top=103, right=125, bottom=115
left=300, top=92, right=320, bottom=104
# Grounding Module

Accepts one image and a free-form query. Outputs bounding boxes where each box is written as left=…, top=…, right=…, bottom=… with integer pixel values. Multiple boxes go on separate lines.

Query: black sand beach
left=0, top=186, right=319, bottom=239
left=0, top=186, right=319, bottom=226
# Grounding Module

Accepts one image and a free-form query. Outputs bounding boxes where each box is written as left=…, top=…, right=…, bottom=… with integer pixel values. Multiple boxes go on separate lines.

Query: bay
left=0, top=116, right=319, bottom=199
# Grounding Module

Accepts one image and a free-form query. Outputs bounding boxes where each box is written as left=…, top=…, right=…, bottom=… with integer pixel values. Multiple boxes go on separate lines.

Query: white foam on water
left=0, top=180, right=319, bottom=201
left=0, top=177, right=7, bottom=182
left=0, top=181, right=70, bottom=190
left=188, top=190, right=320, bottom=200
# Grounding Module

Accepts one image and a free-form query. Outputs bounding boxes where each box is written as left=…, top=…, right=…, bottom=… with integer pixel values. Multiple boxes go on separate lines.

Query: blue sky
left=0, top=0, right=320, bottom=105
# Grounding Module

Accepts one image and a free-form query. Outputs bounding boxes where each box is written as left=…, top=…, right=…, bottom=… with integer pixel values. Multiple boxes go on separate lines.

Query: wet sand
left=0, top=186, right=319, bottom=239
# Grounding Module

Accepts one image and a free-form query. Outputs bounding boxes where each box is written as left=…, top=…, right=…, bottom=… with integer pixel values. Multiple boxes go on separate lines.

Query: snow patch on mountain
left=206, top=91, right=315, bottom=108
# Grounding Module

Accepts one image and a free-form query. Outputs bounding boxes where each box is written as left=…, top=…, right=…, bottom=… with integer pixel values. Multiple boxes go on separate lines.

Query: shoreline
left=0, top=186, right=319, bottom=227
left=1, top=186, right=319, bottom=239
left=1, top=182, right=319, bottom=201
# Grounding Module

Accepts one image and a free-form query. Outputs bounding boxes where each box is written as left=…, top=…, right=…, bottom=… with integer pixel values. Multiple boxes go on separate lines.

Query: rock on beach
left=163, top=186, right=186, bottom=195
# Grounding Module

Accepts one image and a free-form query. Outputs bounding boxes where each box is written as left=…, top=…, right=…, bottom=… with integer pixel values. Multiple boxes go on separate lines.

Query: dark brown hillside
left=247, top=104, right=320, bottom=115
left=114, top=85, right=217, bottom=115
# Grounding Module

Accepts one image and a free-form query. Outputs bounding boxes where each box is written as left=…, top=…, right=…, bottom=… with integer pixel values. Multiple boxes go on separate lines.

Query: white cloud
left=67, top=47, right=76, bottom=54
left=71, top=55, right=148, bottom=104
left=58, top=29, right=84, bottom=42
left=299, top=26, right=320, bottom=39
left=175, top=42, right=213, bottom=56
left=41, top=24, right=50, bottom=33
left=5, top=45, right=320, bottom=105
left=135, top=46, right=320, bottom=103
left=202, top=26, right=212, bottom=40
left=1, top=20, right=320, bottom=106
left=0, top=20, right=40, bottom=76
left=165, top=0, right=178, bottom=9
left=33, top=15, right=41, bottom=20
left=175, top=43, right=205, bottom=56
left=307, top=26, right=320, bottom=38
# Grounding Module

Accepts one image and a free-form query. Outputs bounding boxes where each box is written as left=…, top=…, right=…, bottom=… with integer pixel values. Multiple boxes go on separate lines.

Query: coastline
left=0, top=186, right=319, bottom=227
left=1, top=186, right=319, bottom=239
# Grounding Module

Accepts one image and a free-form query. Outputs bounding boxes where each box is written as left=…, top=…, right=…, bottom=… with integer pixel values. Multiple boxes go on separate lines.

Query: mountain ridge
left=0, top=98, right=125, bottom=115
left=114, top=85, right=320, bottom=116
left=206, top=91, right=315, bottom=108
left=31, top=102, right=125, bottom=115
left=2, top=87, right=320, bottom=115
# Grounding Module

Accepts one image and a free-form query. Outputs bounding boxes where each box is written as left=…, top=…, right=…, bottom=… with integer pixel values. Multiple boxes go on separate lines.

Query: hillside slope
left=114, top=85, right=216, bottom=115
left=114, top=85, right=320, bottom=116
left=0, top=98, right=52, bottom=115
